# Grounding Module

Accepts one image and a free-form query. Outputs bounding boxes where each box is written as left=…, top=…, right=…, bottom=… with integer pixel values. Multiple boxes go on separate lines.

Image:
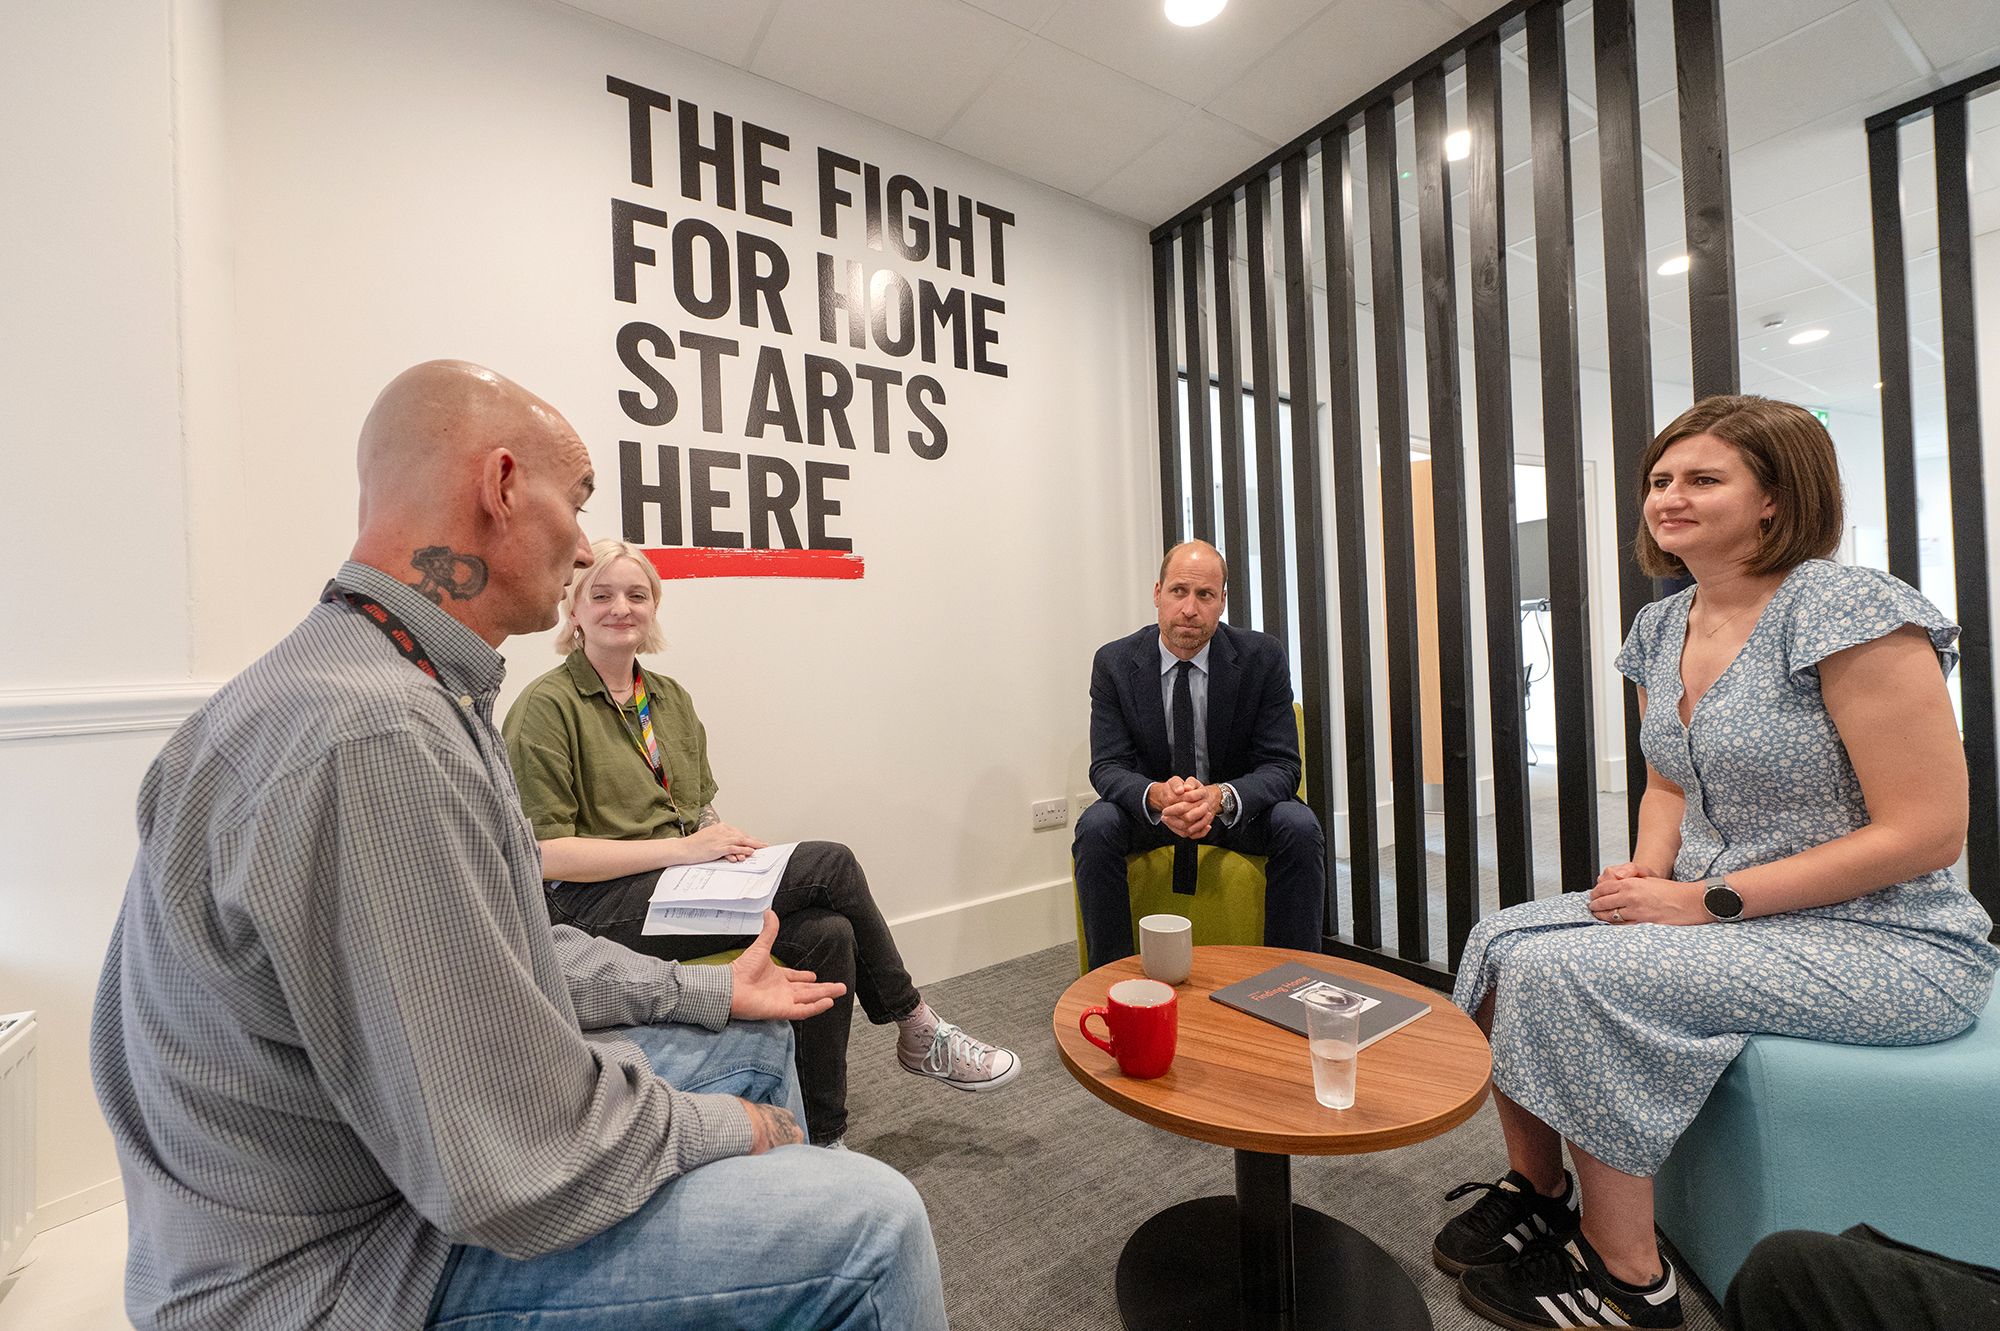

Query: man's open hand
left=728, top=910, right=846, bottom=1021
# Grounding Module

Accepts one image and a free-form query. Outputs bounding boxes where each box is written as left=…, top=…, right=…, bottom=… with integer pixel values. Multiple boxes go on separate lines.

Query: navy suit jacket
left=1087, top=621, right=1302, bottom=828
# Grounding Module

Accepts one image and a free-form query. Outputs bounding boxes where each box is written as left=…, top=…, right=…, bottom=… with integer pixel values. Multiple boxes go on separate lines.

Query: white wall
left=0, top=0, right=1157, bottom=1229
left=0, top=0, right=207, bottom=1232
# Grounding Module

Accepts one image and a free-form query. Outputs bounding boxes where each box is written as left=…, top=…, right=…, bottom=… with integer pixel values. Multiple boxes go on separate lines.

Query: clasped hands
left=1588, top=862, right=1709, bottom=926
left=727, top=909, right=845, bottom=1152
left=1148, top=775, right=1224, bottom=841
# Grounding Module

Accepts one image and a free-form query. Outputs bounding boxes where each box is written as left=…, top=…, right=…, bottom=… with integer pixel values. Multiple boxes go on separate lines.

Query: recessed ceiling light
left=1656, top=255, right=1691, bottom=276
left=1445, top=130, right=1471, bottom=161
left=1165, top=0, right=1227, bottom=26
left=1787, top=328, right=1829, bottom=345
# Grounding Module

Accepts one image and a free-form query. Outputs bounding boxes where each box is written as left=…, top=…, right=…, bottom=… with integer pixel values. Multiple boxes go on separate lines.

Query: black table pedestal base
left=1113, top=1195, right=1434, bottom=1331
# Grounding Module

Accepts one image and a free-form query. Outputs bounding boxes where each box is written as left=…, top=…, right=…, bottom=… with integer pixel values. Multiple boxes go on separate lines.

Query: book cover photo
left=1209, top=962, right=1431, bottom=1048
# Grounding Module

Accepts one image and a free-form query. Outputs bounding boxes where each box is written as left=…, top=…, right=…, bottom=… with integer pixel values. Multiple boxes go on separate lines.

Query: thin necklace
left=1693, top=594, right=1757, bottom=640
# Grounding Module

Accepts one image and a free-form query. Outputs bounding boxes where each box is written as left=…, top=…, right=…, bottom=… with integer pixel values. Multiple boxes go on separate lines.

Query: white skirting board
left=884, top=876, right=1079, bottom=990
left=1, top=1013, right=38, bottom=1276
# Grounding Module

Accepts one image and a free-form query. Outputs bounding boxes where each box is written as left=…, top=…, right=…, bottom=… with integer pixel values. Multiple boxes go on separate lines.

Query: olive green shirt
left=503, top=650, right=718, bottom=845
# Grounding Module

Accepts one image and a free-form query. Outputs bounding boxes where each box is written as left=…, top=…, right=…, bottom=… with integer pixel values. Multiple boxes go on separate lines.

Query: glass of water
left=1302, top=987, right=1365, bottom=1109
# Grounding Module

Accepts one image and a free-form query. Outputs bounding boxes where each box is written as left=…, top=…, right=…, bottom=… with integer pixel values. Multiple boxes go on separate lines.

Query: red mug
left=1079, top=977, right=1178, bottom=1078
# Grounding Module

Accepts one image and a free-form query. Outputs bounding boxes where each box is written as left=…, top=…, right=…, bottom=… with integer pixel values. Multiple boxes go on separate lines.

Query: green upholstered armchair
left=1073, top=704, right=1308, bottom=974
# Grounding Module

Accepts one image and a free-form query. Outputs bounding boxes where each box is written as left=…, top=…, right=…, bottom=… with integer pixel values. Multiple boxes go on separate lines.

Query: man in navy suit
left=1073, top=540, right=1326, bottom=965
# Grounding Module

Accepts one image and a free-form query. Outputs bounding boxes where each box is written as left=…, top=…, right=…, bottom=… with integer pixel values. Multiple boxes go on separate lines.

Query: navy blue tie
left=1171, top=660, right=1197, bottom=895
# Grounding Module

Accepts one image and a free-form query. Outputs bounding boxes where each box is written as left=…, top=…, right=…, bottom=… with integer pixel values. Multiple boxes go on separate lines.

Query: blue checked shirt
left=90, top=562, right=752, bottom=1330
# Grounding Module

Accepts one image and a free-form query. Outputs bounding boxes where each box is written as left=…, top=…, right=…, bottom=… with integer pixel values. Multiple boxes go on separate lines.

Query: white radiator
left=0, top=1012, right=35, bottom=1277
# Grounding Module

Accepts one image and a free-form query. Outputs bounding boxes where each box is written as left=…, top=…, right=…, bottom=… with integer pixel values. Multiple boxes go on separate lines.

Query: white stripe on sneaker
left=1536, top=1294, right=1578, bottom=1327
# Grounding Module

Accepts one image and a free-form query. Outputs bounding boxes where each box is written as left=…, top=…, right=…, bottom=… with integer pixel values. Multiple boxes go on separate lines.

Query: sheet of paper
left=646, top=841, right=798, bottom=910
left=641, top=902, right=766, bottom=937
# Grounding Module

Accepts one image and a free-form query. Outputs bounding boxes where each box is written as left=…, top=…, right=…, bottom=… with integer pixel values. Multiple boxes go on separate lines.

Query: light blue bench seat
left=1653, top=984, right=2000, bottom=1297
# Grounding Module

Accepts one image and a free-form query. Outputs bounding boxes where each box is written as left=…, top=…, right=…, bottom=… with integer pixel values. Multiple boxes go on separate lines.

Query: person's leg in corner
left=1214, top=800, right=1325, bottom=952
left=774, top=841, right=1019, bottom=1103
left=426, top=1019, right=947, bottom=1331
left=1725, top=1227, right=2000, bottom=1331
left=1072, top=799, right=1177, bottom=965
left=770, top=904, right=858, bottom=1145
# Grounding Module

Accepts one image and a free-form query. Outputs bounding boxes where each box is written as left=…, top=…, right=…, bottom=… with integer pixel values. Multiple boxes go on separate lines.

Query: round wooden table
left=1054, top=946, right=1491, bottom=1331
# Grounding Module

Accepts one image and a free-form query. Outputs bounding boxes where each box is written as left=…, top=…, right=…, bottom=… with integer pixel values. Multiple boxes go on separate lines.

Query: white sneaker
left=897, top=1019, right=1022, bottom=1092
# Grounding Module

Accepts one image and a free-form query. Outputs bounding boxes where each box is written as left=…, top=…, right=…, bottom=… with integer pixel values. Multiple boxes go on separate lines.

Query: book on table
left=1208, top=961, right=1431, bottom=1048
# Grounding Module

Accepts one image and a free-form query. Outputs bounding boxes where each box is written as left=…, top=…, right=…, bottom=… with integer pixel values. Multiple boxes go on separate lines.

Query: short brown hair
left=1633, top=395, right=1844, bottom=578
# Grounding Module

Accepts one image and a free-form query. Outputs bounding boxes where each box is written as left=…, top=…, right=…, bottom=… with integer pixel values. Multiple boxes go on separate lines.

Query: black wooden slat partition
left=1413, top=70, right=1478, bottom=967
left=1865, top=69, right=2000, bottom=933
left=1865, top=127, right=1920, bottom=587
left=1932, top=98, right=1998, bottom=905
left=1466, top=34, right=1533, bottom=913
left=1527, top=1, right=1600, bottom=897
left=1152, top=236, right=1181, bottom=547
left=1179, top=220, right=1214, bottom=542
left=1244, top=175, right=1288, bottom=639
left=1135, top=0, right=1881, bottom=981
left=1279, top=152, right=1340, bottom=940
left=1672, top=0, right=1739, bottom=398
left=1364, top=98, right=1431, bottom=964
left=1211, top=199, right=1252, bottom=620
left=1594, top=0, right=1655, bottom=836
left=1319, top=128, right=1384, bottom=948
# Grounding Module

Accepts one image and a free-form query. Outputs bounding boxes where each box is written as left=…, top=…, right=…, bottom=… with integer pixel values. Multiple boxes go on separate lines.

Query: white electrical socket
left=1073, top=790, right=1098, bottom=815
left=1030, top=798, right=1069, bottom=831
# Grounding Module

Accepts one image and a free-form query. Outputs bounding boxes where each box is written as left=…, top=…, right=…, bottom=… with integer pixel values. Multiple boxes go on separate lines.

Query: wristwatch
left=1701, top=876, right=1744, bottom=921
left=1218, top=785, right=1240, bottom=824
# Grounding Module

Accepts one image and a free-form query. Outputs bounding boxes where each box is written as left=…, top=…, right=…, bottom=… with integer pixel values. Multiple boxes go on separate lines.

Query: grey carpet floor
left=844, top=941, right=1723, bottom=1331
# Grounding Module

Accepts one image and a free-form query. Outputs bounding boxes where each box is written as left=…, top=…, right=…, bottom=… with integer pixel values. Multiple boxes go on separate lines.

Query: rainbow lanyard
left=626, top=664, right=670, bottom=798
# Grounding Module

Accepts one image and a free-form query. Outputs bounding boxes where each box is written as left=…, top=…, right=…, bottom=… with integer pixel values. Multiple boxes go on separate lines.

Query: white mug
left=1137, top=913, right=1194, bottom=985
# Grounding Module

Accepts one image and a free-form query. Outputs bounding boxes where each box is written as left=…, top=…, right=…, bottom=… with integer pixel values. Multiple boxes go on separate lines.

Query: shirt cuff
left=664, top=962, right=734, bottom=1032
left=1144, top=784, right=1164, bottom=825
left=662, top=1088, right=758, bottom=1173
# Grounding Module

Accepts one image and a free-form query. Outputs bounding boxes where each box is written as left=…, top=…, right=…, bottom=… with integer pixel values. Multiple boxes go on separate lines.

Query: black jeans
left=1724, top=1226, right=2000, bottom=1331
left=544, top=840, right=923, bottom=1144
left=1071, top=795, right=1325, bottom=966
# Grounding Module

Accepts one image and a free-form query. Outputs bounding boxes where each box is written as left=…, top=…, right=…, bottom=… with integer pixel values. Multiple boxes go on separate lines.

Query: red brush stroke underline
left=641, top=547, right=866, bottom=581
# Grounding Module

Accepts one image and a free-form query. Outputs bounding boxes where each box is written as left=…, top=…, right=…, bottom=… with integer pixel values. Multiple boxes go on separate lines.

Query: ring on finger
left=1611, top=908, right=1624, bottom=923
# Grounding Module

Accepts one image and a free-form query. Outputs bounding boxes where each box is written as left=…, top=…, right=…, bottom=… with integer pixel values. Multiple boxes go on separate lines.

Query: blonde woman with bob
left=1430, top=397, right=1997, bottom=1331
left=503, top=539, right=1019, bottom=1148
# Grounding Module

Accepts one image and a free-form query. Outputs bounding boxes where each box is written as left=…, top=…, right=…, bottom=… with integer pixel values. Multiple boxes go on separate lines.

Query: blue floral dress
left=1452, top=560, right=1998, bottom=1175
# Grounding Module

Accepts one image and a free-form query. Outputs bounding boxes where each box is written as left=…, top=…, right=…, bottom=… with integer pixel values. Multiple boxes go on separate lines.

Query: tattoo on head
left=408, top=547, right=490, bottom=603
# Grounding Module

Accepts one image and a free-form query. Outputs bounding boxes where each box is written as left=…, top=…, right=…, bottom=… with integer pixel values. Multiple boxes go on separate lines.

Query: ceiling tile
left=1436, top=0, right=1513, bottom=22
left=1206, top=0, right=1461, bottom=144
left=1727, top=114, right=1865, bottom=217
left=1747, top=175, right=1872, bottom=254
left=1884, top=0, right=2000, bottom=76
left=751, top=0, right=1025, bottom=140
left=562, top=0, right=782, bottom=66
left=1089, top=110, right=1276, bottom=225
left=1790, top=228, right=1876, bottom=284
left=940, top=37, right=1193, bottom=198
left=1723, top=7, right=1930, bottom=151
left=1719, top=0, right=1857, bottom=61
left=959, top=0, right=1070, bottom=32
left=1040, top=0, right=1330, bottom=107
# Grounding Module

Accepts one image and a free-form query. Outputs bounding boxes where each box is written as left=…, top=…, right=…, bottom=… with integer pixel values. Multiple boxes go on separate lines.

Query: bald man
left=1073, top=540, right=1326, bottom=965
left=90, top=362, right=946, bottom=1331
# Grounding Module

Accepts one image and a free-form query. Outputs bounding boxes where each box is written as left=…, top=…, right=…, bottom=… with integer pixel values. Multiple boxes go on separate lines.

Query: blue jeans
left=425, top=1020, right=947, bottom=1330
